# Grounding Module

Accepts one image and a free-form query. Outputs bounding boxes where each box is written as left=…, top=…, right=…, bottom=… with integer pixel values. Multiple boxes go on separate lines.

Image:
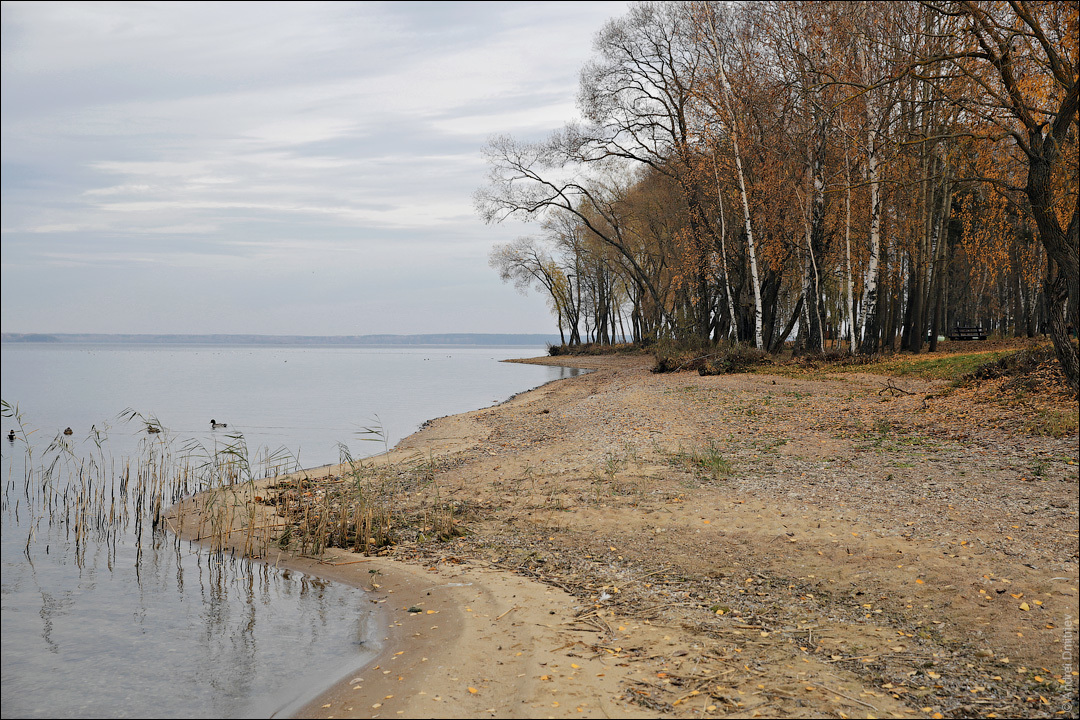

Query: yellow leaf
left=571, top=663, right=580, bottom=669
left=1020, top=602, right=1030, bottom=611
left=468, top=687, right=478, bottom=694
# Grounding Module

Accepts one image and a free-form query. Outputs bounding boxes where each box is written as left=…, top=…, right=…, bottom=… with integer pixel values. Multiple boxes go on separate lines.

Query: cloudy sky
left=1, top=1, right=628, bottom=336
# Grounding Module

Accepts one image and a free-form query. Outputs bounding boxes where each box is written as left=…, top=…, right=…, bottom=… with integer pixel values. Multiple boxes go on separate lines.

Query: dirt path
left=289, top=353, right=1078, bottom=719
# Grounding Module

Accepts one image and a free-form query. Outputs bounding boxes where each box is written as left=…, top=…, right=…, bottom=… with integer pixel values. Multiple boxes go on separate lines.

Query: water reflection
left=1, top=418, right=377, bottom=719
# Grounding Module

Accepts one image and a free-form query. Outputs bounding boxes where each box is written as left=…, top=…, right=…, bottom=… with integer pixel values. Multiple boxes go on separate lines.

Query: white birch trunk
left=809, top=156, right=825, bottom=353
left=844, top=143, right=856, bottom=353
left=859, top=123, right=882, bottom=351
left=713, top=158, right=738, bottom=340
left=717, top=64, right=763, bottom=349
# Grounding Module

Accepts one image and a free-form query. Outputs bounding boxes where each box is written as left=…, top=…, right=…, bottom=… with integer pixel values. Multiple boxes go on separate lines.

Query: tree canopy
left=478, top=0, right=1078, bottom=391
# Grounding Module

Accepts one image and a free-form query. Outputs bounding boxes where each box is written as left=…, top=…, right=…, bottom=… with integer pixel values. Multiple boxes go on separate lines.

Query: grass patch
left=835, top=350, right=1016, bottom=381
left=670, top=441, right=732, bottom=481
left=1023, top=407, right=1079, bottom=438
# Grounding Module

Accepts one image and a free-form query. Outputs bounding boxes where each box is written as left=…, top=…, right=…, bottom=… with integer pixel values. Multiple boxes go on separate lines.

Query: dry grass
left=257, top=455, right=466, bottom=557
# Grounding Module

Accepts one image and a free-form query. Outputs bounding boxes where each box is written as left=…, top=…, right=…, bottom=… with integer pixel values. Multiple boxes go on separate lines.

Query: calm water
left=0, top=344, right=577, bottom=469
left=1, top=343, right=578, bottom=718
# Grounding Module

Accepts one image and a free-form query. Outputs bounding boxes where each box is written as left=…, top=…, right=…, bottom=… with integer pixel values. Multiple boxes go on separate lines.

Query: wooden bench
left=948, top=325, right=987, bottom=341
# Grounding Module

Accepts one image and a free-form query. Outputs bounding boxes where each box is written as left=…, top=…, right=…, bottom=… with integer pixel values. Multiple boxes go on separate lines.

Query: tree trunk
left=859, top=124, right=884, bottom=354
left=1027, top=152, right=1079, bottom=393
left=714, top=158, right=738, bottom=341
left=717, top=63, right=765, bottom=350
left=843, top=143, right=857, bottom=353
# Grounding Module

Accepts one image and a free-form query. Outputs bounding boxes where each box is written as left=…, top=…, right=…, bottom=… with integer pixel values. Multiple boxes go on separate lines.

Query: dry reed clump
left=258, top=457, right=467, bottom=558
left=5, top=403, right=468, bottom=563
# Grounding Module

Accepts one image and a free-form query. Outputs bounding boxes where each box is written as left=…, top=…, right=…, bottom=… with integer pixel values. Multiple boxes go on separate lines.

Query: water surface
left=1, top=344, right=577, bottom=468
left=1, top=343, right=578, bottom=717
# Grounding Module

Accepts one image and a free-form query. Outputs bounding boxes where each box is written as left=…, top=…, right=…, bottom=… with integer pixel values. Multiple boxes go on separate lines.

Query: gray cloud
left=1, top=1, right=627, bottom=334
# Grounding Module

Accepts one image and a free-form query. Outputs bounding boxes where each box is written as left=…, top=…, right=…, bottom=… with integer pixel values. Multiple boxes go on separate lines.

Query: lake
left=1, top=343, right=576, bottom=718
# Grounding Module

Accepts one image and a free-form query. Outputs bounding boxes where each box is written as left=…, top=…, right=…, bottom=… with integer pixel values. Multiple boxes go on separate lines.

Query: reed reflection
left=1, top=406, right=376, bottom=719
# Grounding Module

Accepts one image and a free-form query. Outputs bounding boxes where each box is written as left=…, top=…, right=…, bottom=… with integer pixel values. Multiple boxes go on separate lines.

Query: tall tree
left=918, top=0, right=1078, bottom=391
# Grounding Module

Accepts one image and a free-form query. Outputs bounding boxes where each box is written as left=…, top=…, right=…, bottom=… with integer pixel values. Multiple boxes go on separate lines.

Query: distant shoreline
left=0, top=332, right=561, bottom=347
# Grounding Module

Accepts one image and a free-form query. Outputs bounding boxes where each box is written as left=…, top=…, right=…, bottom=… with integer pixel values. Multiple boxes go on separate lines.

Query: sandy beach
left=183, top=351, right=1078, bottom=719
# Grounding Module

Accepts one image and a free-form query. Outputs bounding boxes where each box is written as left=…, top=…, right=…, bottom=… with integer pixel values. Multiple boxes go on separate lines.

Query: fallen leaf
left=1020, top=602, right=1030, bottom=611
left=468, top=687, right=478, bottom=694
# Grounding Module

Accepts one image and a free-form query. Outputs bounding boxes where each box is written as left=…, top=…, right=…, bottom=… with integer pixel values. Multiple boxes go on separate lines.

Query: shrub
left=548, top=342, right=644, bottom=357
left=697, top=345, right=770, bottom=375
left=652, top=340, right=771, bottom=374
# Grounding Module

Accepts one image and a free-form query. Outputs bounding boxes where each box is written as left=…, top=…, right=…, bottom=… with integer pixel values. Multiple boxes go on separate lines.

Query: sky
left=1, top=1, right=628, bottom=336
